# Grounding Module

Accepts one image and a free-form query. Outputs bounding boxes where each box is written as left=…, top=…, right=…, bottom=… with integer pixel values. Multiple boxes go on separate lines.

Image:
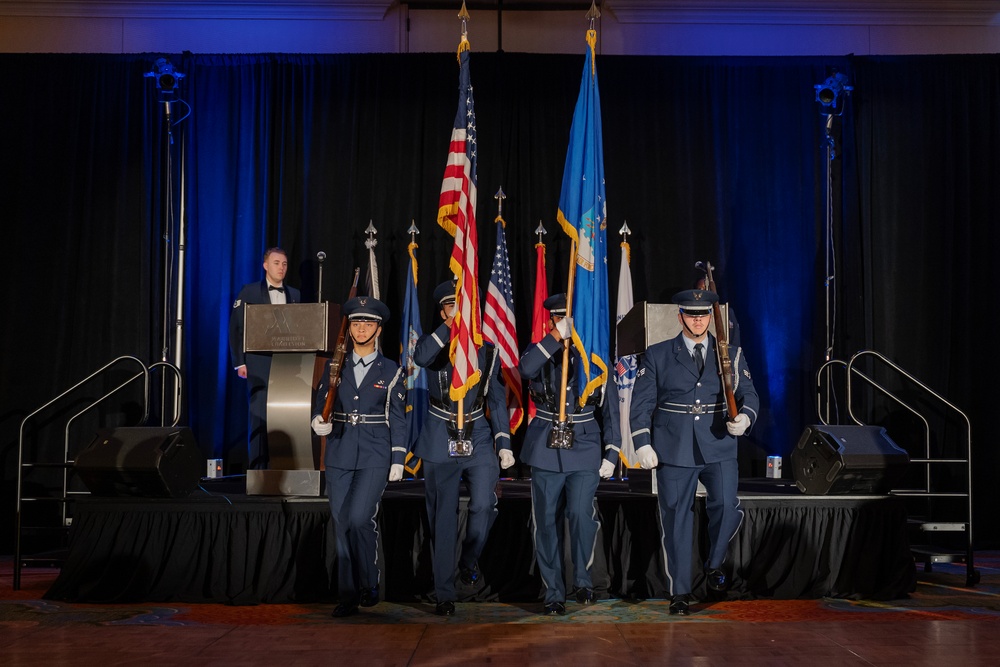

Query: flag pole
left=556, top=0, right=599, bottom=423
left=617, top=219, right=632, bottom=477
left=557, top=238, right=578, bottom=423
left=455, top=1, right=470, bottom=436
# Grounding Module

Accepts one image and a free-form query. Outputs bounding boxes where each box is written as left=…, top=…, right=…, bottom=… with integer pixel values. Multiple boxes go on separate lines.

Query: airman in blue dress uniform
left=629, top=289, right=759, bottom=615
left=518, top=293, right=622, bottom=615
left=229, top=247, right=301, bottom=470
left=311, top=296, right=407, bottom=618
left=412, top=280, right=515, bottom=616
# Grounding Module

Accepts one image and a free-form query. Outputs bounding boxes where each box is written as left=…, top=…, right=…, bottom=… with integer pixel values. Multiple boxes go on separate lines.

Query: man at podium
left=228, top=247, right=301, bottom=470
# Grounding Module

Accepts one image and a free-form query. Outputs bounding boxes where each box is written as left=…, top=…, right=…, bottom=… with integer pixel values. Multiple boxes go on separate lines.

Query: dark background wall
left=2, top=50, right=996, bottom=551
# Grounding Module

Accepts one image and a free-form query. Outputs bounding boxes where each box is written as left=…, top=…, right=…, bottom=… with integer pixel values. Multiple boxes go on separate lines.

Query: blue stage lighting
left=814, top=72, right=852, bottom=114
left=145, top=58, right=185, bottom=98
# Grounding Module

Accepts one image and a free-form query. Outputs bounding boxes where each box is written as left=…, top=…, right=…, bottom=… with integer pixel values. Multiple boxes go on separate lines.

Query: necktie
left=268, top=285, right=284, bottom=293
left=694, top=343, right=705, bottom=374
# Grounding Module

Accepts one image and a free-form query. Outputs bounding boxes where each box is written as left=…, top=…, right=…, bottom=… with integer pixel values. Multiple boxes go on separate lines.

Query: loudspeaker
left=75, top=427, right=206, bottom=498
left=791, top=425, right=909, bottom=495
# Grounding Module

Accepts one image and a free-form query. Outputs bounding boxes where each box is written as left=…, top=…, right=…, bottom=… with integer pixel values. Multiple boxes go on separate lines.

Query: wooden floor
left=3, top=615, right=1000, bottom=666
left=4, top=560, right=1000, bottom=666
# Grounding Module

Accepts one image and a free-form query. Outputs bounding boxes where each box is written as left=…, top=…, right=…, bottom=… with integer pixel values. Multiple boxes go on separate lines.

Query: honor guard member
left=518, top=293, right=622, bottom=616
left=229, top=247, right=301, bottom=470
left=629, top=289, right=758, bottom=616
left=412, top=280, right=515, bottom=616
left=310, top=296, right=407, bottom=618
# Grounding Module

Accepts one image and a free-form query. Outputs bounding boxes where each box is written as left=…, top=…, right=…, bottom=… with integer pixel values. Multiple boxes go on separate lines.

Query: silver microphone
left=317, top=251, right=327, bottom=262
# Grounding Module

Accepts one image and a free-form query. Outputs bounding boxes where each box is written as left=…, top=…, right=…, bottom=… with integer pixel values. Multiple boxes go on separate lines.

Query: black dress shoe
left=331, top=601, right=359, bottom=618
left=575, top=587, right=595, bottom=605
left=459, top=567, right=480, bottom=586
left=359, top=585, right=380, bottom=607
left=435, top=600, right=456, bottom=616
left=668, top=595, right=690, bottom=616
left=543, top=601, right=567, bottom=616
left=706, top=568, right=728, bottom=592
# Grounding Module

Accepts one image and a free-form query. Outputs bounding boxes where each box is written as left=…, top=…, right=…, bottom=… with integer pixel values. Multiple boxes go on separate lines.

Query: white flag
left=615, top=239, right=638, bottom=466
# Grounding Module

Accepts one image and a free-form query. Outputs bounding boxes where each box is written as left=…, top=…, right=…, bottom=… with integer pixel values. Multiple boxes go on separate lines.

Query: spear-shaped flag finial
left=586, top=0, right=601, bottom=24
left=494, top=186, right=506, bottom=225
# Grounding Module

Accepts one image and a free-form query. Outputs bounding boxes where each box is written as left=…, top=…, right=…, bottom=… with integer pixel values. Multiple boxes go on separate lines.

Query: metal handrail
left=148, top=361, right=184, bottom=427
left=846, top=349, right=973, bottom=542
left=819, top=350, right=975, bottom=585
left=14, top=356, right=183, bottom=590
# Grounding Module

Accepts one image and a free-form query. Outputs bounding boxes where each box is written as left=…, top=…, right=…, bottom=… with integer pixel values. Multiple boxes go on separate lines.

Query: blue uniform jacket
left=411, top=321, right=512, bottom=464
left=314, top=353, right=408, bottom=470
left=228, top=280, right=302, bottom=368
left=629, top=332, right=759, bottom=467
left=518, top=333, right=621, bottom=472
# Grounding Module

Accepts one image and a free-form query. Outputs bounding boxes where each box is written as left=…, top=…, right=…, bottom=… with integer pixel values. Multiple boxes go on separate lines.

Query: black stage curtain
left=3, top=52, right=998, bottom=551
left=45, top=489, right=914, bottom=604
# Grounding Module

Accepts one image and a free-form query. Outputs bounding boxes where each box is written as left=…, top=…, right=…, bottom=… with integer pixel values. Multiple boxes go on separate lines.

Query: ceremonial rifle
left=321, top=268, right=361, bottom=422
left=697, top=261, right=739, bottom=420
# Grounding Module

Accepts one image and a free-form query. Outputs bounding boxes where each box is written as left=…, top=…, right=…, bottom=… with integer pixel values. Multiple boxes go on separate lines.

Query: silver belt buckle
left=347, top=413, right=362, bottom=426
left=448, top=438, right=473, bottom=457
left=691, top=404, right=704, bottom=414
left=547, top=421, right=575, bottom=449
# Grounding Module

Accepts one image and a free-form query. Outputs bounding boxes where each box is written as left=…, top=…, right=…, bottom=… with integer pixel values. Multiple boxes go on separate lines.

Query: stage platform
left=44, top=477, right=916, bottom=605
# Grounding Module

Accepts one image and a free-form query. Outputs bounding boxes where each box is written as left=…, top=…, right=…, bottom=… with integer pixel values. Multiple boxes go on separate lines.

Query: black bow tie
left=268, top=285, right=284, bottom=293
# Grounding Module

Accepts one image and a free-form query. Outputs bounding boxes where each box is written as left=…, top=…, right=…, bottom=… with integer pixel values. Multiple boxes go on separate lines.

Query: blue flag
left=400, top=241, right=428, bottom=475
left=556, top=29, right=610, bottom=406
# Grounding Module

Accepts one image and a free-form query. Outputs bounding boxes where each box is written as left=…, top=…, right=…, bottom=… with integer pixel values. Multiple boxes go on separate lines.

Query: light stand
left=146, top=58, right=187, bottom=425
left=815, top=71, right=852, bottom=422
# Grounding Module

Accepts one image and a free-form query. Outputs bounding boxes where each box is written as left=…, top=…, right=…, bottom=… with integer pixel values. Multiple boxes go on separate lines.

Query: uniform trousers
left=422, top=456, right=499, bottom=603
left=245, top=353, right=271, bottom=470
left=530, top=467, right=601, bottom=604
left=654, top=458, right=742, bottom=596
left=326, top=467, right=389, bottom=603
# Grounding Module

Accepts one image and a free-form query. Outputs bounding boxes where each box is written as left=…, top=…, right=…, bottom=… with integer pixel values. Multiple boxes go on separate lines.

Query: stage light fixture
left=814, top=72, right=852, bottom=114
left=145, top=58, right=185, bottom=97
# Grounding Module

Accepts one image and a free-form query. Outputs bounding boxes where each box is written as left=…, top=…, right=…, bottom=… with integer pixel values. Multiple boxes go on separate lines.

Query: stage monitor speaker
left=75, top=427, right=206, bottom=498
left=791, top=425, right=909, bottom=495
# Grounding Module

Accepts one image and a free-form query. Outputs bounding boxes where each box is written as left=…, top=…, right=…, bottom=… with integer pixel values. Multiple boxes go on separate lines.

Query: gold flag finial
left=586, top=1, right=601, bottom=23
left=457, top=1, right=471, bottom=58
left=494, top=186, right=506, bottom=226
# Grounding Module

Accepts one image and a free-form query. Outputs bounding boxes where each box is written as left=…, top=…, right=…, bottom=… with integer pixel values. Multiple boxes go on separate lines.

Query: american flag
left=436, top=36, right=482, bottom=400
left=483, top=220, right=523, bottom=434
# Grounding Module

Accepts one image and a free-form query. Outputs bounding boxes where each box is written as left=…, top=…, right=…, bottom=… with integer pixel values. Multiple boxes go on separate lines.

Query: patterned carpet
left=3, top=555, right=999, bottom=627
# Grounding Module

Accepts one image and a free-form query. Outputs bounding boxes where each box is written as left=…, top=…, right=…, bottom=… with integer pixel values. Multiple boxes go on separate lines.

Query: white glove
left=599, top=459, right=615, bottom=479
left=388, top=464, right=404, bottom=482
left=311, top=415, right=332, bottom=436
left=727, top=413, right=751, bottom=437
left=499, top=449, right=516, bottom=470
left=554, top=316, right=574, bottom=340
left=636, top=445, right=659, bottom=470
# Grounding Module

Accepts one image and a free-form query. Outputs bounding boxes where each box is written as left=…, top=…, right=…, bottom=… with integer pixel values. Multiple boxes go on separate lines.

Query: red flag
left=528, top=239, right=550, bottom=420
left=483, top=219, right=523, bottom=434
left=437, top=36, right=482, bottom=400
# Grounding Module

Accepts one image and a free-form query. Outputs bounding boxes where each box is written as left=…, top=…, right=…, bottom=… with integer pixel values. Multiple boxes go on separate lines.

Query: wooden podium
left=243, top=303, right=339, bottom=496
